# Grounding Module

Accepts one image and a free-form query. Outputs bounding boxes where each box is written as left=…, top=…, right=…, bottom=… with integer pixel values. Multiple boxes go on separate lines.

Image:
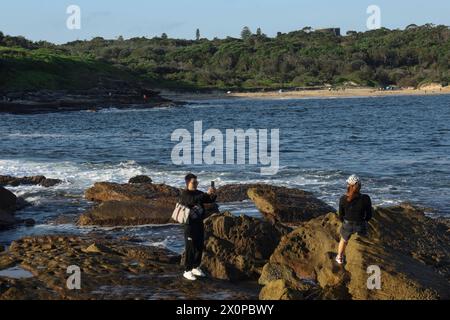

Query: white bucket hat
left=346, top=174, right=361, bottom=186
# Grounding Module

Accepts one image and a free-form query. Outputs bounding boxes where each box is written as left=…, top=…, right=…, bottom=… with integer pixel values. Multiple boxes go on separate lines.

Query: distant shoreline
left=161, top=86, right=450, bottom=101
left=0, top=89, right=180, bottom=115
left=1, top=86, right=449, bottom=114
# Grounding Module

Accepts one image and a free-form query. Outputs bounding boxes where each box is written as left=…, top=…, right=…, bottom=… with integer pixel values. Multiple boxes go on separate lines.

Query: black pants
left=184, top=219, right=204, bottom=271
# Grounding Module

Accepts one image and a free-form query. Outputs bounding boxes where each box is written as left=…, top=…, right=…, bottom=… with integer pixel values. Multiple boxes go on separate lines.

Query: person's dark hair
left=185, top=173, right=197, bottom=186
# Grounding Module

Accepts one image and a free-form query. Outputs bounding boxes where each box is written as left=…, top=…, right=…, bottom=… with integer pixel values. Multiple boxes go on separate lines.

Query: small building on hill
left=316, top=28, right=341, bottom=36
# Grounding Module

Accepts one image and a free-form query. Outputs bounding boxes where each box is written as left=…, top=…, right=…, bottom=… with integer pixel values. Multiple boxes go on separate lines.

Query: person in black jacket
left=336, top=175, right=373, bottom=265
left=179, top=173, right=217, bottom=281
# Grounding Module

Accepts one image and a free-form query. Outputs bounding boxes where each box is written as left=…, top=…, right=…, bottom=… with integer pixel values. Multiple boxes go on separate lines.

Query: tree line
left=1, top=24, right=449, bottom=91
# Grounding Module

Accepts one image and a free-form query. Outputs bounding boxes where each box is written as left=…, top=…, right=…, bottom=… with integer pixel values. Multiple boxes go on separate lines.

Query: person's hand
left=207, top=187, right=216, bottom=195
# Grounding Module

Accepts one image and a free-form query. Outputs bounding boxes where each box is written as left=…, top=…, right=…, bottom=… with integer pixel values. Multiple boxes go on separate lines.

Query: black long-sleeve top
left=338, top=194, right=373, bottom=223
left=178, top=189, right=217, bottom=222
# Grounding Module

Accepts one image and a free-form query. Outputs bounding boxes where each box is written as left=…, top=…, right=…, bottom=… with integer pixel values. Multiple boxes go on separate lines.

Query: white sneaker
left=335, top=255, right=344, bottom=265
left=191, top=267, right=206, bottom=277
left=183, top=271, right=197, bottom=281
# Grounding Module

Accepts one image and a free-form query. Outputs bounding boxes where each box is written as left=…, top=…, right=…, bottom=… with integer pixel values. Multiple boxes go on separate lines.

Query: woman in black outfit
left=336, top=175, right=373, bottom=265
left=179, top=173, right=217, bottom=281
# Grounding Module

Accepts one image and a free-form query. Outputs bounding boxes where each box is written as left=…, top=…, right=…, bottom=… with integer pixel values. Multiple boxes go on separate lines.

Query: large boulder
left=0, top=187, right=20, bottom=230
left=128, top=175, right=153, bottom=184
left=0, top=175, right=61, bottom=188
left=81, top=181, right=219, bottom=226
left=0, top=186, right=18, bottom=213
left=85, top=181, right=180, bottom=202
left=247, top=185, right=335, bottom=224
left=215, top=184, right=263, bottom=202
left=259, top=204, right=450, bottom=300
left=200, top=212, right=290, bottom=281
left=78, top=200, right=177, bottom=226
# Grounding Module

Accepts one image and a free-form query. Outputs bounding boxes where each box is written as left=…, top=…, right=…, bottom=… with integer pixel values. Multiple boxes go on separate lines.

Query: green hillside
left=0, top=46, right=144, bottom=91
left=1, top=24, right=449, bottom=92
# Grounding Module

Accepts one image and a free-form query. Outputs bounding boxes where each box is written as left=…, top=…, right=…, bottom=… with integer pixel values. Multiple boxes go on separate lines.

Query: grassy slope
left=0, top=46, right=141, bottom=91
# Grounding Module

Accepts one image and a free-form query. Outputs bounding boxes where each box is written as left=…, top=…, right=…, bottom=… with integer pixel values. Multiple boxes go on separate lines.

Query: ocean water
left=0, top=95, right=449, bottom=250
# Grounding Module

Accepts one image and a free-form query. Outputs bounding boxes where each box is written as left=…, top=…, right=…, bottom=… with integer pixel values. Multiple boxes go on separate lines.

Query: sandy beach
left=161, top=85, right=450, bottom=101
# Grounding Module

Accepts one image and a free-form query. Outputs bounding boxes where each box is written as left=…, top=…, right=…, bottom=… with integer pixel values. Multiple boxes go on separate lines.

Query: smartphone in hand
left=208, top=181, right=216, bottom=195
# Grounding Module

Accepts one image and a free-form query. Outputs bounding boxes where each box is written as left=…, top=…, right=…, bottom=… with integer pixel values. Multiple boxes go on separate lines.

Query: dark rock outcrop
left=247, top=185, right=335, bottom=224
left=259, top=204, right=450, bottom=300
left=0, top=89, right=179, bottom=115
left=200, top=212, right=290, bottom=281
left=85, top=181, right=180, bottom=202
left=128, top=175, right=153, bottom=184
left=0, top=186, right=30, bottom=230
left=79, top=200, right=176, bottom=226
left=0, top=235, right=259, bottom=300
left=0, top=175, right=61, bottom=188
left=216, top=184, right=263, bottom=202
left=0, top=186, right=18, bottom=212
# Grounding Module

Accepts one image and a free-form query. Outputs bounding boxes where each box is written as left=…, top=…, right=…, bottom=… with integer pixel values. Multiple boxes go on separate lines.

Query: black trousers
left=184, top=219, right=204, bottom=271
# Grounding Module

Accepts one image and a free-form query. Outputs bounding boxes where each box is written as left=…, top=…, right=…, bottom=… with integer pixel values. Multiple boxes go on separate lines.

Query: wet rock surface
left=0, top=186, right=19, bottom=213
left=247, top=185, right=336, bottom=224
left=259, top=204, right=450, bottom=300
left=0, top=175, right=62, bottom=188
left=0, top=235, right=259, bottom=300
left=0, top=186, right=31, bottom=230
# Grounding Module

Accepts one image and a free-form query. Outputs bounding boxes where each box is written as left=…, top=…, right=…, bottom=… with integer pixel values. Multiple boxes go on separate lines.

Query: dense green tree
left=241, top=26, right=252, bottom=40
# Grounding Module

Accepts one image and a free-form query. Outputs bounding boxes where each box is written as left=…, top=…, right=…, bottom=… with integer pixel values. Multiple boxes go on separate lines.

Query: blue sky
left=1, top=0, right=449, bottom=43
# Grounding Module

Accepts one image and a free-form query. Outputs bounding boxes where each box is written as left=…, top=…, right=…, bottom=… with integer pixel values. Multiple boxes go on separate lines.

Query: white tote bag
left=171, top=203, right=191, bottom=224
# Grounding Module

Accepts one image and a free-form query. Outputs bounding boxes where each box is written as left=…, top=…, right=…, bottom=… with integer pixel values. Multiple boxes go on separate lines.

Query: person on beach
left=179, top=173, right=217, bottom=281
left=336, top=175, right=373, bottom=265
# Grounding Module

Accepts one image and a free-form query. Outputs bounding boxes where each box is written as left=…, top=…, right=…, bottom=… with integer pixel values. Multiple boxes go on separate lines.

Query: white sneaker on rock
left=183, top=271, right=197, bottom=281
left=191, top=267, right=206, bottom=277
left=335, top=255, right=344, bottom=265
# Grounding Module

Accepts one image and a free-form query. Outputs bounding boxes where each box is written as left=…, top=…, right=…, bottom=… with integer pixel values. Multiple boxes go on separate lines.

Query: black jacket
left=178, top=189, right=217, bottom=222
left=338, top=194, right=373, bottom=223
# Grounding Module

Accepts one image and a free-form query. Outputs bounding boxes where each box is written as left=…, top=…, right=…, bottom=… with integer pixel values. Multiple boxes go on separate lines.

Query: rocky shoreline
left=0, top=89, right=182, bottom=115
left=0, top=175, right=62, bottom=188
left=0, top=175, right=449, bottom=300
